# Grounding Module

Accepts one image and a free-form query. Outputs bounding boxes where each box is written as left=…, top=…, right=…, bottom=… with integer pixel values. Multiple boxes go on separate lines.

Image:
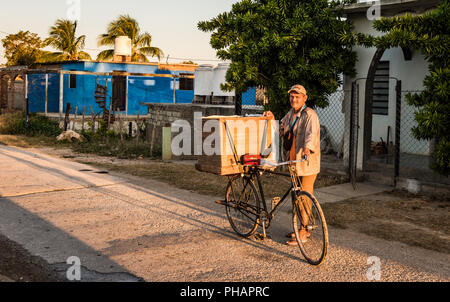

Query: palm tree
left=44, top=19, right=92, bottom=61
left=97, top=15, right=164, bottom=62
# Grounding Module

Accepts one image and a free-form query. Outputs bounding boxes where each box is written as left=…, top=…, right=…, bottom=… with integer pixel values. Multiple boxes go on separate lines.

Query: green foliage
left=348, top=0, right=449, bottom=175
left=74, top=130, right=157, bottom=159
left=72, top=119, right=156, bottom=159
left=97, top=15, right=164, bottom=62
left=44, top=19, right=92, bottom=62
left=0, top=112, right=61, bottom=137
left=0, top=112, right=25, bottom=134
left=0, top=112, right=158, bottom=159
left=198, top=0, right=357, bottom=118
left=1, top=31, right=46, bottom=67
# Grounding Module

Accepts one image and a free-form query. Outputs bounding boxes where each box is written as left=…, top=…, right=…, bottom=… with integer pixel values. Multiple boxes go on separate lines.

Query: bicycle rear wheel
left=225, top=176, right=260, bottom=238
left=292, top=191, right=328, bottom=266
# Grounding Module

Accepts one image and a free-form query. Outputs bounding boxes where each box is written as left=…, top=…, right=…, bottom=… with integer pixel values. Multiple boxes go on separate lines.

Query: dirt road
left=0, top=145, right=448, bottom=282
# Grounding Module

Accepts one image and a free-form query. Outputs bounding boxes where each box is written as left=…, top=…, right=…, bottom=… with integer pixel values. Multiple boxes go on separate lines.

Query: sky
left=0, top=0, right=240, bottom=65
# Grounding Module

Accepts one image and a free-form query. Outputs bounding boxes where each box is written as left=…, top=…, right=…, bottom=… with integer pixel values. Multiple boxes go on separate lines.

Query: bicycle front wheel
left=292, top=191, right=328, bottom=266
left=225, top=176, right=260, bottom=238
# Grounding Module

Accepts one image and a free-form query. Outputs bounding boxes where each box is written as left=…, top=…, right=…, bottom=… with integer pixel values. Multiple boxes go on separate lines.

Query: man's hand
left=302, top=148, right=311, bottom=159
left=263, top=111, right=275, bottom=119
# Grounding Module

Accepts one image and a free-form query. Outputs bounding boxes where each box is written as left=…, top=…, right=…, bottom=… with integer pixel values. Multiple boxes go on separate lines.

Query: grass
left=0, top=112, right=61, bottom=137
left=322, top=190, right=450, bottom=254
left=0, top=111, right=161, bottom=160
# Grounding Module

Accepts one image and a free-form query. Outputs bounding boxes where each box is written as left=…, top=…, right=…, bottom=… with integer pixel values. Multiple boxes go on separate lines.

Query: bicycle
left=217, top=157, right=329, bottom=266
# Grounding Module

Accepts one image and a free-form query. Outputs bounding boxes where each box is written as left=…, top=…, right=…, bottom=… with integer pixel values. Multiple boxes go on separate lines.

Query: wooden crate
left=196, top=116, right=276, bottom=175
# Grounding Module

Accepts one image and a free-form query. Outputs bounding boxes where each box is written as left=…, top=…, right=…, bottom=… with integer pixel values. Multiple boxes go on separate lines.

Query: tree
left=341, top=0, right=449, bottom=176
left=97, top=15, right=164, bottom=62
left=1, top=31, right=46, bottom=67
left=198, top=0, right=357, bottom=118
left=44, top=19, right=92, bottom=61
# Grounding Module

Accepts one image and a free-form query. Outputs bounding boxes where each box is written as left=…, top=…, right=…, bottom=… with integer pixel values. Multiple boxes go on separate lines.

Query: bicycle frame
left=224, top=159, right=329, bottom=266
left=230, top=166, right=302, bottom=225
left=255, top=170, right=292, bottom=220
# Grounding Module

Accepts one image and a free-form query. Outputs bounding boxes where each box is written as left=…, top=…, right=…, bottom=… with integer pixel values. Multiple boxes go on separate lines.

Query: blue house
left=27, top=60, right=201, bottom=116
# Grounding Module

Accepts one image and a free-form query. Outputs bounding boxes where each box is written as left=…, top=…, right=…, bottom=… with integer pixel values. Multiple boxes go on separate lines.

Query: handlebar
left=260, top=155, right=309, bottom=168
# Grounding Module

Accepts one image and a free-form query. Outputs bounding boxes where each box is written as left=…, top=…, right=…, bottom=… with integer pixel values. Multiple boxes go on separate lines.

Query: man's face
left=290, top=92, right=307, bottom=111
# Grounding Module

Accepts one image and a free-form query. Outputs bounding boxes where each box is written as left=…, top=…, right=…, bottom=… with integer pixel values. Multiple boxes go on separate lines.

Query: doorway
left=112, top=74, right=126, bottom=112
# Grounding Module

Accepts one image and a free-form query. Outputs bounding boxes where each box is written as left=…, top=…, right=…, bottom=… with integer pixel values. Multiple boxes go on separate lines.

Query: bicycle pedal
left=215, top=200, right=228, bottom=206
left=254, top=233, right=270, bottom=241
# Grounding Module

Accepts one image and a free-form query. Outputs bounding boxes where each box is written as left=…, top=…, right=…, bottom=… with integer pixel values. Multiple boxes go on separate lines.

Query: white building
left=342, top=0, right=439, bottom=170
left=194, top=63, right=235, bottom=105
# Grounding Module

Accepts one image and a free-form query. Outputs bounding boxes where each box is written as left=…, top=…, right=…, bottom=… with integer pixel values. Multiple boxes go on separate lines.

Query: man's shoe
left=286, top=230, right=311, bottom=239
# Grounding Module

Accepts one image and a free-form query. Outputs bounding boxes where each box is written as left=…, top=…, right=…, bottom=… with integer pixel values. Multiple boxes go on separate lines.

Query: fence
left=400, top=91, right=430, bottom=159
left=315, top=88, right=444, bottom=185
left=316, top=90, right=350, bottom=157
left=397, top=91, right=448, bottom=184
left=315, top=89, right=353, bottom=176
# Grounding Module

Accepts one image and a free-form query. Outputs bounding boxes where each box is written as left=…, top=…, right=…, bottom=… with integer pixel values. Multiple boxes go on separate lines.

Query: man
left=264, top=84, right=321, bottom=245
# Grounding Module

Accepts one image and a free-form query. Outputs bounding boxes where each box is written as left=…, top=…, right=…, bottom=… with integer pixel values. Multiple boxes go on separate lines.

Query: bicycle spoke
left=226, top=176, right=260, bottom=238
left=293, top=192, right=328, bottom=266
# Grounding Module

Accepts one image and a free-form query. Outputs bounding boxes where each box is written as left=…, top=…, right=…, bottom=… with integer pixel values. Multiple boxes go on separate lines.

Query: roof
left=342, top=0, right=440, bottom=15
left=35, top=60, right=200, bottom=72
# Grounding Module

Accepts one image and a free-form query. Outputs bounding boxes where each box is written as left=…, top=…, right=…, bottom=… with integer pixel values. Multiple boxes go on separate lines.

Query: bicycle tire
left=292, top=191, right=328, bottom=266
left=225, top=176, right=260, bottom=238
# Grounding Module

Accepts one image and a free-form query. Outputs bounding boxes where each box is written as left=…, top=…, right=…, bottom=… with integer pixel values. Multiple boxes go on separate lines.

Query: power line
left=84, top=48, right=224, bottom=63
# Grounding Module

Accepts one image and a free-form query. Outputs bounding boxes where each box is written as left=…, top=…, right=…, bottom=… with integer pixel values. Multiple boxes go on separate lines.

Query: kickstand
left=262, top=220, right=267, bottom=239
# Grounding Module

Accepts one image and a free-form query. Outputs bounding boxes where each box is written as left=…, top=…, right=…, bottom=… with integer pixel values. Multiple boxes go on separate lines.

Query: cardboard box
left=195, top=116, right=276, bottom=175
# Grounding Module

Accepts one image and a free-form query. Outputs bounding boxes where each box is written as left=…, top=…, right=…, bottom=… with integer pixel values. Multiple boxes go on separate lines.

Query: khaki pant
left=300, top=174, right=317, bottom=196
left=299, top=174, right=317, bottom=229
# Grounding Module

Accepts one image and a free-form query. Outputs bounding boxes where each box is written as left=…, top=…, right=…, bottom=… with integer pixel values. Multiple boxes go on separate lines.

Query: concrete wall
left=0, top=73, right=26, bottom=111
left=12, top=78, right=25, bottom=110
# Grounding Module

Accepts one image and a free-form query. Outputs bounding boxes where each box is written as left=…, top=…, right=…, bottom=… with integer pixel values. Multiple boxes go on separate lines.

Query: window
left=179, top=74, right=194, bottom=91
left=69, top=73, right=77, bottom=89
left=372, top=61, right=390, bottom=115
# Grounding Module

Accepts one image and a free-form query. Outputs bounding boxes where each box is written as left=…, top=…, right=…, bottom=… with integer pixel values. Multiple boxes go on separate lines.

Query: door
left=112, top=74, right=126, bottom=112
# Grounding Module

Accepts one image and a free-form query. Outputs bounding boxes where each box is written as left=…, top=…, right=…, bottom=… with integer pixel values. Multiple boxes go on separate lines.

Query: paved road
left=0, top=145, right=448, bottom=282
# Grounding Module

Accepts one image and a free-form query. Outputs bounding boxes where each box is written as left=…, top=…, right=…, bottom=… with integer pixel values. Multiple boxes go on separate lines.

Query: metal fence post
left=59, top=71, right=64, bottom=122
left=394, top=80, right=402, bottom=187
left=235, top=93, right=242, bottom=116
left=64, top=103, right=72, bottom=132
left=45, top=74, right=48, bottom=116
left=24, top=74, right=29, bottom=129
left=349, top=82, right=357, bottom=188
left=173, top=76, right=177, bottom=104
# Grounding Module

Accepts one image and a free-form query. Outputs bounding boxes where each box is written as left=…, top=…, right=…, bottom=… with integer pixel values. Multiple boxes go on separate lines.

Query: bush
left=0, top=112, right=160, bottom=159
left=0, top=112, right=25, bottom=134
left=72, top=134, right=159, bottom=159
left=0, top=112, right=62, bottom=137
